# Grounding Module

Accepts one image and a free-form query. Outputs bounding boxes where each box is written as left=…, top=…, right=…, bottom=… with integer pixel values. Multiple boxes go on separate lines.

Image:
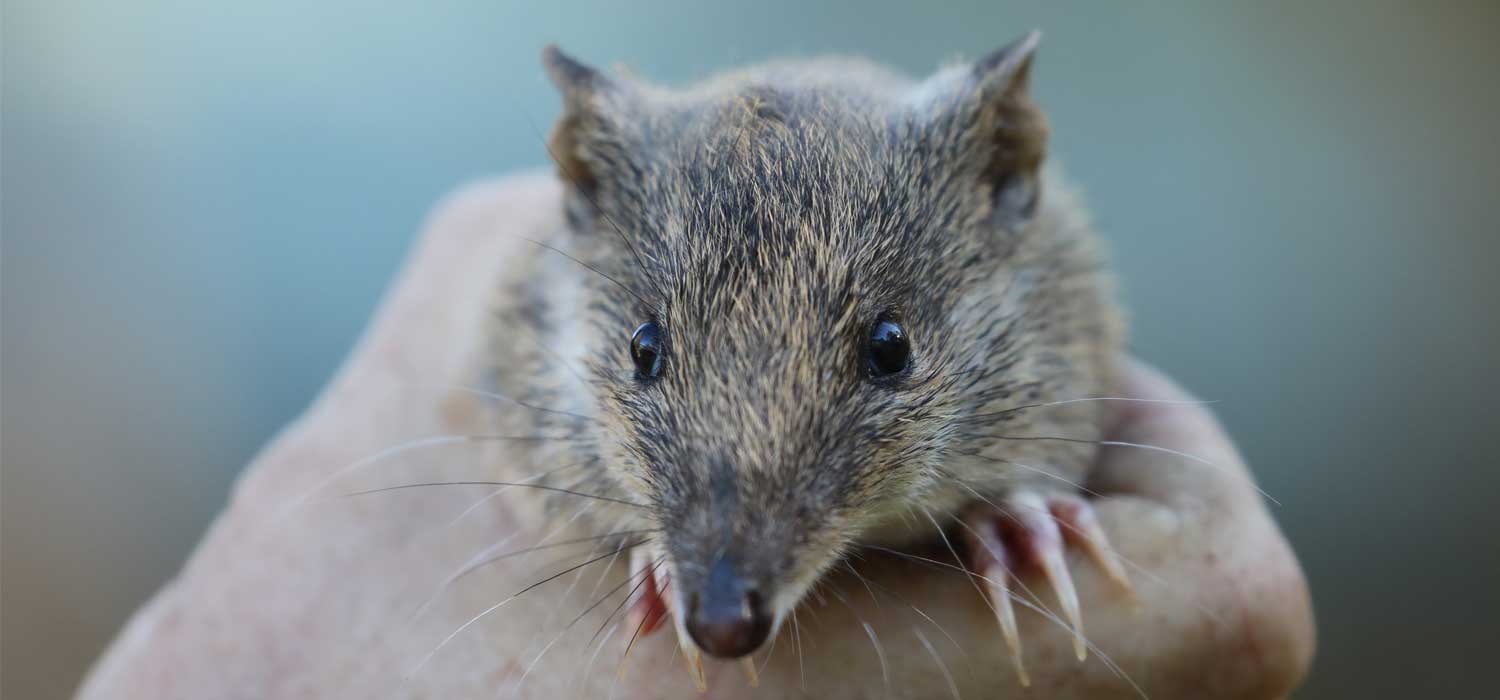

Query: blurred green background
left=4, top=1, right=1498, bottom=697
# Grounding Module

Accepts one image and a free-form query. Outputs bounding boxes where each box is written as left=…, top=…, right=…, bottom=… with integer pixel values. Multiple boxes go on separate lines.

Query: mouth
left=627, top=546, right=766, bottom=691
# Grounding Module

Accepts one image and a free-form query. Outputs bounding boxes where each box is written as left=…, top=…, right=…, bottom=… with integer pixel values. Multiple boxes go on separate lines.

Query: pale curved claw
left=1009, top=490, right=1088, bottom=662
left=961, top=487, right=1136, bottom=677
left=740, top=656, right=760, bottom=688
left=678, top=633, right=707, bottom=692
left=659, top=562, right=708, bottom=692
left=961, top=514, right=1031, bottom=686
left=1050, top=493, right=1135, bottom=599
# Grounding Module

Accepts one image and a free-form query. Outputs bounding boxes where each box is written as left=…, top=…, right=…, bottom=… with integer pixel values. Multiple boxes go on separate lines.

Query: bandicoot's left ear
left=917, top=31, right=1049, bottom=230
left=541, top=45, right=620, bottom=197
left=976, top=31, right=1048, bottom=228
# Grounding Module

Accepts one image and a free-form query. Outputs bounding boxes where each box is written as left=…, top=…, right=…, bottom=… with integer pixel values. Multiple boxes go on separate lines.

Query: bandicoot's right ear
left=541, top=45, right=620, bottom=197
left=909, top=31, right=1048, bottom=232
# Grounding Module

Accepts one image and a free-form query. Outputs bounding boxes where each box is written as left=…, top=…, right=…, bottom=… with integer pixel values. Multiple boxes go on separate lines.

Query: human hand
left=77, top=174, right=1313, bottom=699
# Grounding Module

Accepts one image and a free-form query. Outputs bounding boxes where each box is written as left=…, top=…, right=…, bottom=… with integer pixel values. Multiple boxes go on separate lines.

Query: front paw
left=958, top=490, right=1134, bottom=686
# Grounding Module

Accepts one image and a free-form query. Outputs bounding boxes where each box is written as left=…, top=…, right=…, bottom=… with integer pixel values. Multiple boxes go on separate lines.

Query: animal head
left=533, top=32, right=1115, bottom=658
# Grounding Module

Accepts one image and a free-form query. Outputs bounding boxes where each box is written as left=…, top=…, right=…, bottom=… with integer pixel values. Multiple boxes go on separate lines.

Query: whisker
left=943, top=509, right=1057, bottom=630
left=428, top=383, right=596, bottom=423
left=822, top=585, right=889, bottom=697
left=944, top=453, right=1105, bottom=499
left=576, top=556, right=662, bottom=630
left=916, top=507, right=1007, bottom=622
left=443, top=460, right=596, bottom=529
left=954, top=396, right=1216, bottom=424
left=408, top=497, right=624, bottom=623
left=403, top=539, right=650, bottom=683
left=281, top=433, right=590, bottom=515
left=406, top=528, right=525, bottom=624
left=590, top=558, right=662, bottom=647
left=914, top=627, right=962, bottom=700
left=343, top=480, right=645, bottom=508
left=456, top=529, right=657, bottom=600
left=579, top=622, right=621, bottom=696
left=756, top=612, right=780, bottom=677
left=1002, top=593, right=1150, bottom=700
left=979, top=434, right=1281, bottom=506
left=938, top=455, right=1234, bottom=628
left=791, top=608, right=806, bottom=691
left=582, top=536, right=633, bottom=616
left=920, top=503, right=1078, bottom=670
left=843, top=560, right=882, bottom=610
left=510, top=550, right=660, bottom=699
left=865, top=544, right=1149, bottom=699
left=521, top=237, right=652, bottom=309
left=996, top=497, right=1230, bottom=629
left=842, top=561, right=968, bottom=662
left=862, top=544, right=966, bottom=573
left=614, top=582, right=658, bottom=682
left=861, top=622, right=891, bottom=697
left=518, top=501, right=601, bottom=581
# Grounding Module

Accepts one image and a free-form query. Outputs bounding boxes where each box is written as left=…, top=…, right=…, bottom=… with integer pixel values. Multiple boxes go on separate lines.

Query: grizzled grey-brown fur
left=484, top=32, right=1122, bottom=637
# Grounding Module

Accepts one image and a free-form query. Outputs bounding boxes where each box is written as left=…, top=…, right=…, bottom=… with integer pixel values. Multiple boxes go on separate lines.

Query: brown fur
left=488, top=35, right=1122, bottom=631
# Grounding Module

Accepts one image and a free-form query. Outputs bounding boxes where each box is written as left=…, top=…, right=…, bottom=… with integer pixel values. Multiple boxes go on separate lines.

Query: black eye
left=630, top=322, right=664, bottom=379
left=866, top=317, right=911, bottom=378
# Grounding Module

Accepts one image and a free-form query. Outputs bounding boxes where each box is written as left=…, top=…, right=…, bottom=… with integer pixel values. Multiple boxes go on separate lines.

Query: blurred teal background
left=4, top=1, right=1498, bottom=697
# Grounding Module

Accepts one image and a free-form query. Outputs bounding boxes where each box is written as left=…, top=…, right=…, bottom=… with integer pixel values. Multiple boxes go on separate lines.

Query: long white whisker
left=278, top=433, right=589, bottom=518
left=866, top=544, right=1149, bottom=699
left=1098, top=439, right=1280, bottom=506
left=403, top=542, right=645, bottom=685
left=914, top=627, right=961, bottom=700
left=443, top=461, right=592, bottom=529
left=861, top=622, right=890, bottom=697
left=791, top=608, right=806, bottom=690
left=946, top=454, right=1104, bottom=499
left=1003, top=588, right=1150, bottom=700
left=843, top=560, right=882, bottom=610
left=843, top=560, right=968, bottom=662
left=579, top=622, right=621, bottom=695
left=1034, top=396, right=1215, bottom=409
left=954, top=396, right=1217, bottom=422
left=978, top=434, right=1280, bottom=506
left=999, top=497, right=1231, bottom=629
left=280, top=435, right=475, bottom=516
left=405, top=381, right=597, bottom=422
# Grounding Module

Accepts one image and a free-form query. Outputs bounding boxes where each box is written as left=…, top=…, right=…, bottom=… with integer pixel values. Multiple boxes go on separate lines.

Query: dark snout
left=685, top=554, right=773, bottom=658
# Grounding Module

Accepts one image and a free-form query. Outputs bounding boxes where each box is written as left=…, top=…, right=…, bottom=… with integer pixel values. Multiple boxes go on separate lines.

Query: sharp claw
left=663, top=564, right=708, bottom=693
left=1043, top=544, right=1087, bottom=661
left=1012, top=491, right=1087, bottom=662
left=678, top=630, right=708, bottom=692
left=962, top=515, right=1031, bottom=687
left=1051, top=495, right=1136, bottom=601
left=981, top=562, right=1031, bottom=686
left=740, top=656, right=761, bottom=688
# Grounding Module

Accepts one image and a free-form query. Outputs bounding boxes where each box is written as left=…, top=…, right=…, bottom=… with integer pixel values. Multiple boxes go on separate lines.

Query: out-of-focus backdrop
left=4, top=1, right=1498, bottom=697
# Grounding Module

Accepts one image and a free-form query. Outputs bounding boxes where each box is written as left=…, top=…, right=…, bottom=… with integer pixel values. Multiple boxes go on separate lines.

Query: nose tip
left=686, top=589, right=772, bottom=658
